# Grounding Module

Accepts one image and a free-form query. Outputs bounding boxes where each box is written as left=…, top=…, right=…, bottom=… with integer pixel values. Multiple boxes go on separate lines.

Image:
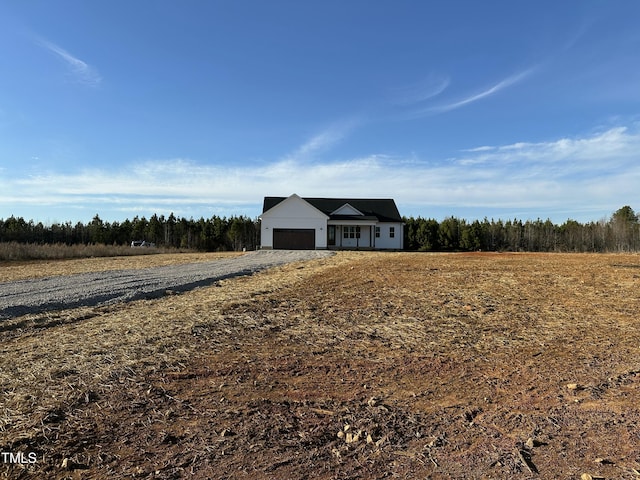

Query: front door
left=327, top=225, right=336, bottom=246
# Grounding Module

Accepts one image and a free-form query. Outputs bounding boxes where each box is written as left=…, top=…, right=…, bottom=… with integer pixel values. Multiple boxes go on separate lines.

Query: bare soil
left=1, top=252, right=640, bottom=479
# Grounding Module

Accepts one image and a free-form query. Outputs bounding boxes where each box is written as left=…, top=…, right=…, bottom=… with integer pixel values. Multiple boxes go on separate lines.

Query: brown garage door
left=273, top=228, right=315, bottom=250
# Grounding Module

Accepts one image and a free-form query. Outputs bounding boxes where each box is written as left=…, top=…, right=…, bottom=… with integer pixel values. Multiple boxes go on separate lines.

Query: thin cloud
left=432, top=68, right=535, bottom=113
left=391, top=74, right=450, bottom=106
left=462, top=145, right=495, bottom=153
left=287, top=118, right=362, bottom=160
left=395, top=67, right=536, bottom=120
left=294, top=129, right=344, bottom=158
left=458, top=126, right=636, bottom=166
left=2, top=126, right=639, bottom=223
left=37, top=38, right=102, bottom=86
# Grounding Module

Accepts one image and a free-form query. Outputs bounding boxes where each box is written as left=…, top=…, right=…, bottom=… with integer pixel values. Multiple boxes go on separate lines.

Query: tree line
left=0, top=206, right=638, bottom=253
left=0, top=214, right=259, bottom=251
left=404, top=206, right=640, bottom=252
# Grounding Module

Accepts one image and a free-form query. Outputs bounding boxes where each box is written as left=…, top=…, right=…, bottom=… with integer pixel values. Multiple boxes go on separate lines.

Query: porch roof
left=328, top=219, right=378, bottom=226
left=329, top=214, right=378, bottom=221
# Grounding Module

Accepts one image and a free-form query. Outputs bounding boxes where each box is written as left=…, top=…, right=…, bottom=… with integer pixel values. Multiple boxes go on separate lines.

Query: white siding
left=260, top=194, right=328, bottom=249
left=373, top=222, right=404, bottom=249
left=339, top=225, right=372, bottom=248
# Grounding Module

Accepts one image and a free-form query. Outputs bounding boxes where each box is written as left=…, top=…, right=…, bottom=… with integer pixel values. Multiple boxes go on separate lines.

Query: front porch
left=327, top=244, right=376, bottom=251
left=327, top=221, right=379, bottom=249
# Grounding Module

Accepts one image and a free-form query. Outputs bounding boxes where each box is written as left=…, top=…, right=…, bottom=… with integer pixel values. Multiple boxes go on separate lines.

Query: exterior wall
left=339, top=224, right=372, bottom=248
left=332, top=223, right=402, bottom=249
left=373, top=222, right=404, bottom=249
left=260, top=195, right=328, bottom=249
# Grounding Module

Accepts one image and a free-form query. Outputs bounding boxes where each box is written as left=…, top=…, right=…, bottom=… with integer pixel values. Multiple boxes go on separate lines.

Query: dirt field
left=1, top=252, right=639, bottom=479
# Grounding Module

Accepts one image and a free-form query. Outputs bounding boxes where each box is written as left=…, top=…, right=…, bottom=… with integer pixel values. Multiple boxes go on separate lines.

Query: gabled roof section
left=262, top=196, right=402, bottom=222
left=331, top=203, right=364, bottom=216
left=261, top=194, right=329, bottom=219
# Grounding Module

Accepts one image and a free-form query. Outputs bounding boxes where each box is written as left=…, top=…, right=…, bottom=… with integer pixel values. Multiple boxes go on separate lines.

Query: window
left=343, top=226, right=360, bottom=239
left=375, top=226, right=380, bottom=238
left=390, top=226, right=395, bottom=238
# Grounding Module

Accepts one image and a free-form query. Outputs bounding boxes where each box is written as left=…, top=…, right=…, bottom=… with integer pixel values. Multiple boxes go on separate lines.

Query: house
left=259, top=194, right=404, bottom=250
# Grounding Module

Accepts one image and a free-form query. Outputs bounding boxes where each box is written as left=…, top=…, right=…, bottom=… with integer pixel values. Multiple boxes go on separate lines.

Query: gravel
left=0, top=250, right=334, bottom=320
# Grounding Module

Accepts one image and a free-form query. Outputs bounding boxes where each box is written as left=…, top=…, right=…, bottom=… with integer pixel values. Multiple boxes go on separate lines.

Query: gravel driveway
left=0, top=250, right=333, bottom=320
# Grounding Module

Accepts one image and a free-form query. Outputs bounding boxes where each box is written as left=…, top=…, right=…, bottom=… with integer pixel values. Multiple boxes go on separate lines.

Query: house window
left=389, top=226, right=395, bottom=238
left=343, top=226, right=360, bottom=239
left=375, top=226, right=380, bottom=238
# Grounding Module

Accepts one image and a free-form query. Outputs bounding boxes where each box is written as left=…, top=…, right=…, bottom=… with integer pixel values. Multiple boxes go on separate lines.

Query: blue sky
left=1, top=1, right=639, bottom=224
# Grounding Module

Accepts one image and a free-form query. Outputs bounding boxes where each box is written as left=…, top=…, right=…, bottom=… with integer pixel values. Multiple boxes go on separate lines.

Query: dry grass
left=0, top=251, right=244, bottom=282
left=0, top=242, right=184, bottom=263
left=1, top=252, right=640, bottom=479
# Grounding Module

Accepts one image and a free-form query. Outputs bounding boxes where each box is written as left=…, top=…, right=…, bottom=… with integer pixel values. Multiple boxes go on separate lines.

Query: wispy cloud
left=390, top=73, right=450, bottom=106
left=37, top=38, right=102, bottom=86
left=398, top=67, right=536, bottom=119
left=456, top=126, right=636, bottom=166
left=2, top=125, right=638, bottom=223
left=431, top=68, right=535, bottom=113
left=286, top=118, right=362, bottom=160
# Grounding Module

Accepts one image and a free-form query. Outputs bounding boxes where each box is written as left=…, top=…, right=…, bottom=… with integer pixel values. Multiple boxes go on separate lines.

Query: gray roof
left=262, top=197, right=403, bottom=222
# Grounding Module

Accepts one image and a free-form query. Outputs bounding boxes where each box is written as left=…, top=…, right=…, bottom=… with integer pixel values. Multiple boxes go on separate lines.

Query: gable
left=331, top=203, right=364, bottom=216
left=261, top=194, right=328, bottom=220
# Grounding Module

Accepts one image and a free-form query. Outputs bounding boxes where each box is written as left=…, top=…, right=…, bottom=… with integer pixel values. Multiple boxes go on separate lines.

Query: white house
left=259, top=194, right=404, bottom=250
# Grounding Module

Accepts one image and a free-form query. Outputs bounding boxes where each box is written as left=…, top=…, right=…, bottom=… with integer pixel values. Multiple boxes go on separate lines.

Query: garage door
left=273, top=228, right=315, bottom=250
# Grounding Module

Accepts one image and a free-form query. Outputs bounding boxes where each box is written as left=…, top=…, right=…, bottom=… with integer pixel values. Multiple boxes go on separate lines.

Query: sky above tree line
left=1, top=1, right=639, bottom=224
